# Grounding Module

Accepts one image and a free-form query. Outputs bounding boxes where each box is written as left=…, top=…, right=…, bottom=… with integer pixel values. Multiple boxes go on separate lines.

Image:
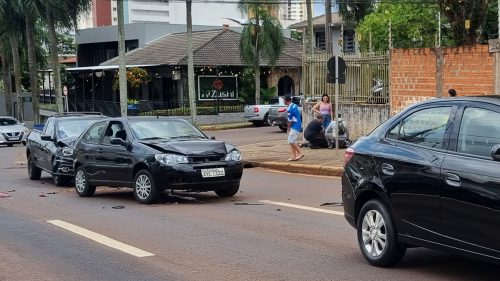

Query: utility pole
left=186, top=0, right=197, bottom=123
left=306, top=0, right=313, bottom=55
left=117, top=0, right=127, bottom=117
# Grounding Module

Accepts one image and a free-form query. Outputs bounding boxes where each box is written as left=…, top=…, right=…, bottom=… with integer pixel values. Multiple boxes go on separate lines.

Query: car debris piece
left=320, top=202, right=343, bottom=207
left=0, top=192, right=11, bottom=198
left=234, top=202, right=264, bottom=205
left=39, top=193, right=47, bottom=197
left=112, top=205, right=125, bottom=209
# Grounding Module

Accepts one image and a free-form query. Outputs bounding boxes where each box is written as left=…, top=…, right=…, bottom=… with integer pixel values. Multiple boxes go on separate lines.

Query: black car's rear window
left=58, top=118, right=102, bottom=138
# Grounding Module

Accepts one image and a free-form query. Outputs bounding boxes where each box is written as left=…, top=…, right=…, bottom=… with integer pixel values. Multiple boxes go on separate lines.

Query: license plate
left=201, top=168, right=225, bottom=178
left=8, top=136, right=19, bottom=140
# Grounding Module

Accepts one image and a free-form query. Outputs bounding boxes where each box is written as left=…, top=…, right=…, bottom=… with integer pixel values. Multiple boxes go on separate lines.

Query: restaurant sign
left=198, top=75, right=238, bottom=100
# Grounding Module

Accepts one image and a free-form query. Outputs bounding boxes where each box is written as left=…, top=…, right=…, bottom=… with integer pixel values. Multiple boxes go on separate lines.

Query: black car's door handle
left=382, top=163, right=394, bottom=176
left=445, top=172, right=461, bottom=187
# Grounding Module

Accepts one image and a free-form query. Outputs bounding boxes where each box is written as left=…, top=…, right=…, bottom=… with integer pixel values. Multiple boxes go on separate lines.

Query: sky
left=314, top=3, right=325, bottom=16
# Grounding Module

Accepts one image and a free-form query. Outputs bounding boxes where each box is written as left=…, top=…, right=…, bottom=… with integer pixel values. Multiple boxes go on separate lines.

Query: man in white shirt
left=325, top=118, right=349, bottom=149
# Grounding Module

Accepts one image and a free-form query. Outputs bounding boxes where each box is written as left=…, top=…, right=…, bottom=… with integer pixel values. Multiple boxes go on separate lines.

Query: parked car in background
left=342, top=96, right=500, bottom=266
left=72, top=116, right=244, bottom=204
left=0, top=116, right=29, bottom=146
left=243, top=96, right=285, bottom=127
left=268, top=96, right=303, bottom=132
left=26, top=113, right=106, bottom=186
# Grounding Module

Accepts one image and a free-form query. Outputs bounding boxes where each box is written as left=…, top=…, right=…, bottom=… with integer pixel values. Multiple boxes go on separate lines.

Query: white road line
left=47, top=220, right=154, bottom=258
left=259, top=200, right=344, bottom=216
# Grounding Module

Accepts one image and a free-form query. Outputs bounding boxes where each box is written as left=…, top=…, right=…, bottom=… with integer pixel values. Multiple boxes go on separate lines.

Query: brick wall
left=390, top=45, right=494, bottom=114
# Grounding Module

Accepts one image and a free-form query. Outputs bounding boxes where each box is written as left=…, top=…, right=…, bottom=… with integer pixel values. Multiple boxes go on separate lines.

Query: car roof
left=406, top=95, right=500, bottom=109
left=105, top=116, right=188, bottom=122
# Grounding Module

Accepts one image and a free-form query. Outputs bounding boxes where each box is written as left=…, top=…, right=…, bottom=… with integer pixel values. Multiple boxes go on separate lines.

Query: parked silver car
left=268, top=96, right=303, bottom=132
left=0, top=116, right=29, bottom=146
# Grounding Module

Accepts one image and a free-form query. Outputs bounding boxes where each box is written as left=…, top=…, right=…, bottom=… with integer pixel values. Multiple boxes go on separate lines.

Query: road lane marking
left=47, top=220, right=154, bottom=258
left=259, top=200, right=344, bottom=216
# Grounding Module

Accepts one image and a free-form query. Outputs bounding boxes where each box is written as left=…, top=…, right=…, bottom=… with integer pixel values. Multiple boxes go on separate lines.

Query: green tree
left=482, top=1, right=498, bottom=41
left=238, top=0, right=284, bottom=105
left=337, top=0, right=375, bottom=25
left=356, top=3, right=441, bottom=52
left=438, top=0, right=490, bottom=45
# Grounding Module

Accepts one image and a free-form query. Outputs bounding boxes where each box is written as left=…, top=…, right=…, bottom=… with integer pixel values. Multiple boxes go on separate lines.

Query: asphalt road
left=1, top=145, right=499, bottom=281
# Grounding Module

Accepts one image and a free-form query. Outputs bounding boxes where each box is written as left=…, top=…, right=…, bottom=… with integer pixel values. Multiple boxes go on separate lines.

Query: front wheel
left=27, top=154, right=41, bottom=180
left=357, top=199, right=406, bottom=267
left=74, top=167, right=96, bottom=197
left=133, top=170, right=159, bottom=204
left=215, top=183, right=240, bottom=197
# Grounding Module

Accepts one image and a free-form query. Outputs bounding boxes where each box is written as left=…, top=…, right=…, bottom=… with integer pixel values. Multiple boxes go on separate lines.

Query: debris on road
left=39, top=193, right=47, bottom=197
left=0, top=192, right=11, bottom=198
left=112, top=205, right=125, bottom=209
left=320, top=202, right=343, bottom=207
left=234, top=202, right=264, bottom=206
left=276, top=208, right=281, bottom=211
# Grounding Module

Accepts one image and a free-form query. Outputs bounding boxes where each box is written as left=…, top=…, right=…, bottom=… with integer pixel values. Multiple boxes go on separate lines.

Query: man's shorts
left=287, top=128, right=300, bottom=144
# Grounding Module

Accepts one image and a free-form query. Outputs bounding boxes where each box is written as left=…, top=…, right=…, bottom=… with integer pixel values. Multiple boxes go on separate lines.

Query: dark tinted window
left=0, top=118, right=18, bottom=126
left=387, top=107, right=451, bottom=148
left=457, top=107, right=500, bottom=157
left=82, top=121, right=106, bottom=144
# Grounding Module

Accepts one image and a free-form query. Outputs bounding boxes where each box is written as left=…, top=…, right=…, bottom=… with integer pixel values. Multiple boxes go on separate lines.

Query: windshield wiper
left=140, top=137, right=170, bottom=141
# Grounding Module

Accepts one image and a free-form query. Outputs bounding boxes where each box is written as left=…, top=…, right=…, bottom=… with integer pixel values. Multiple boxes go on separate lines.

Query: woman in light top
left=312, top=94, right=333, bottom=129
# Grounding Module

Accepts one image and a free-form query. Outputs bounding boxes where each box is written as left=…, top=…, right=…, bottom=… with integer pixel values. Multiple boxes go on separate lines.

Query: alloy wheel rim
left=361, top=210, right=387, bottom=257
left=75, top=170, right=86, bottom=193
left=135, top=174, right=151, bottom=200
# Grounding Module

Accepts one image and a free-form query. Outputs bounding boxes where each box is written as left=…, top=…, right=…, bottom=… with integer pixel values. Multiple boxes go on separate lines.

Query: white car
left=0, top=116, right=29, bottom=146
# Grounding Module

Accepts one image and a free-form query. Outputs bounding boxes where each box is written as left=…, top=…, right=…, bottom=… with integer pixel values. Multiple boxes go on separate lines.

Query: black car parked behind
left=342, top=96, right=500, bottom=266
left=73, top=117, right=243, bottom=204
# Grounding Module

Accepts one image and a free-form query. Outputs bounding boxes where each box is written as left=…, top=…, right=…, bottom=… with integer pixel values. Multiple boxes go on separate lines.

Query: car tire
left=53, top=175, right=72, bottom=187
left=74, top=166, right=96, bottom=197
left=215, top=183, right=240, bottom=197
left=27, top=154, right=41, bottom=180
left=278, top=125, right=287, bottom=132
left=357, top=199, right=406, bottom=267
left=252, top=121, right=264, bottom=127
left=263, top=113, right=269, bottom=126
left=133, top=170, right=159, bottom=204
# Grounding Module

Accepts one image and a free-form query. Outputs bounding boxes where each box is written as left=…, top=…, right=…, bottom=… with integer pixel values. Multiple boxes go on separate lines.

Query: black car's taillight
left=344, top=147, right=354, bottom=166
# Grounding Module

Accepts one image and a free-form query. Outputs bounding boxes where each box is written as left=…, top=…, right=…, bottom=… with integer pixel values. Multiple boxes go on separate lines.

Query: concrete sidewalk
left=239, top=140, right=345, bottom=177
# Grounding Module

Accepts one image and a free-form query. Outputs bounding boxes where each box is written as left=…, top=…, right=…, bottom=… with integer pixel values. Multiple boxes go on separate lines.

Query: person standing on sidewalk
left=312, top=94, right=333, bottom=129
left=285, top=96, right=304, bottom=161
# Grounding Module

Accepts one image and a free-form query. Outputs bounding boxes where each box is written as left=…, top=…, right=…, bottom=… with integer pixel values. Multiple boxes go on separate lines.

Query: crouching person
left=325, top=116, right=349, bottom=149
left=303, top=114, right=329, bottom=149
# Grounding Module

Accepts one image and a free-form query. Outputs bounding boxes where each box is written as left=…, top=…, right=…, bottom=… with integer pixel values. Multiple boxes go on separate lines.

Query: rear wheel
left=263, top=113, right=269, bottom=126
left=252, top=121, right=264, bottom=127
left=357, top=199, right=406, bottom=267
left=133, top=170, right=159, bottom=204
left=27, top=154, right=41, bottom=180
left=215, top=183, right=240, bottom=197
left=74, top=167, right=96, bottom=197
left=278, top=125, right=287, bottom=132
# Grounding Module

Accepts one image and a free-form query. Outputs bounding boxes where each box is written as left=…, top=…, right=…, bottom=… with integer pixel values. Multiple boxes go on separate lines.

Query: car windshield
left=58, top=119, right=101, bottom=138
left=0, top=118, right=19, bottom=126
left=129, top=119, right=206, bottom=140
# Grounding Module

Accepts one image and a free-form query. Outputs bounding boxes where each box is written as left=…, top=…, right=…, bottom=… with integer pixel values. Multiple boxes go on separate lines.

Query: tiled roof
left=101, top=29, right=303, bottom=67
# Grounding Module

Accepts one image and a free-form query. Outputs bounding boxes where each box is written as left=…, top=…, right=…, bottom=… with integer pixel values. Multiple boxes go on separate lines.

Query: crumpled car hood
left=142, top=139, right=229, bottom=155
left=57, top=136, right=78, bottom=148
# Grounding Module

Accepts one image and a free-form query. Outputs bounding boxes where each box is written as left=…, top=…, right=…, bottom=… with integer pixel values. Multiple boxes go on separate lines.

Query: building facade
left=278, top=0, right=308, bottom=28
left=78, top=0, right=244, bottom=30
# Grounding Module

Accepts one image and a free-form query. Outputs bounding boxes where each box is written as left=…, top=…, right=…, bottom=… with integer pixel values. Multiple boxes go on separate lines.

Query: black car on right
left=342, top=96, right=500, bottom=267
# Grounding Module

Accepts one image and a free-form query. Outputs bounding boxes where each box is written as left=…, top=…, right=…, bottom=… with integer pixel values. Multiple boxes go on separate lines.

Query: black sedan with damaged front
left=72, top=117, right=243, bottom=204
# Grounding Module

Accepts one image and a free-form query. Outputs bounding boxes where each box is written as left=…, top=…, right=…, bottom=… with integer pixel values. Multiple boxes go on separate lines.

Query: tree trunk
left=325, top=0, right=332, bottom=54
left=186, top=0, right=197, bottom=123
left=25, top=16, right=40, bottom=123
left=117, top=0, right=127, bottom=117
left=0, top=49, right=13, bottom=116
left=46, top=8, right=63, bottom=113
left=306, top=0, right=313, bottom=54
left=254, top=62, right=260, bottom=105
left=10, top=37, right=23, bottom=121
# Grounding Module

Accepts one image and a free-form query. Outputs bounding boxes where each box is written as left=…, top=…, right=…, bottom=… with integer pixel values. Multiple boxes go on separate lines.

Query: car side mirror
left=491, top=144, right=500, bottom=161
left=41, top=135, right=53, bottom=141
left=110, top=137, right=127, bottom=146
left=210, top=136, right=216, bottom=140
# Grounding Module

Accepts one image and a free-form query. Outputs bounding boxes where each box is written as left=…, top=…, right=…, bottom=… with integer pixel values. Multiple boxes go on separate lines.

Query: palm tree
left=44, top=0, right=91, bottom=113
left=0, top=44, right=13, bottom=116
left=238, top=0, right=284, bottom=105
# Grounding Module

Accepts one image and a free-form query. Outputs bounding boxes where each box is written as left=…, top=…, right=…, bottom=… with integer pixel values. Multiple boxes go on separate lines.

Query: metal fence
left=302, top=52, right=390, bottom=104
